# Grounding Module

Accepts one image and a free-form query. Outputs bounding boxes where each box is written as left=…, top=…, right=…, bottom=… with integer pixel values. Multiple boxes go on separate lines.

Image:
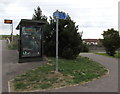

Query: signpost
left=119, top=2, right=120, bottom=36
left=4, top=19, right=13, bottom=42
left=4, top=19, right=12, bottom=24
left=53, top=10, right=67, bottom=72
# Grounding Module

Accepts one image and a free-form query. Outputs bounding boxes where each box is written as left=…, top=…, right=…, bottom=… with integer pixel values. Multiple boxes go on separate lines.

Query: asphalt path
left=1, top=40, right=119, bottom=92
left=48, top=53, right=118, bottom=92
left=2, top=40, right=47, bottom=92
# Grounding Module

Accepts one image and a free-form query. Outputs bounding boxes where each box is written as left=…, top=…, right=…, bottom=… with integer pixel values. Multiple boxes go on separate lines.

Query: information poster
left=21, top=26, right=41, bottom=57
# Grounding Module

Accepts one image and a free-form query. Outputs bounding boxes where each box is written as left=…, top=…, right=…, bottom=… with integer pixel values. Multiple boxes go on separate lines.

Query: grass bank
left=95, top=52, right=120, bottom=59
left=10, top=56, right=108, bottom=92
left=8, top=41, right=18, bottom=50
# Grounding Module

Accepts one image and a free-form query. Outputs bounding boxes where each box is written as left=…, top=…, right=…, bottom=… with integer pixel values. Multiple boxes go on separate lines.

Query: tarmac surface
left=1, top=40, right=119, bottom=92
left=48, top=53, right=118, bottom=92
left=1, top=40, right=47, bottom=92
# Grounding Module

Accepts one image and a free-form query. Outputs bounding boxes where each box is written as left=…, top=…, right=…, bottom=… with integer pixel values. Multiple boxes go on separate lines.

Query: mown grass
left=11, top=56, right=108, bottom=91
left=7, top=39, right=18, bottom=50
left=8, top=43, right=18, bottom=50
left=95, top=52, right=120, bottom=59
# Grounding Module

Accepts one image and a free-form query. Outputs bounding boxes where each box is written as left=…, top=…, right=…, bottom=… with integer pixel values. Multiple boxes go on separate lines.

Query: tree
left=32, top=6, right=48, bottom=56
left=32, top=6, right=47, bottom=21
left=32, top=8, right=82, bottom=59
left=81, top=43, right=89, bottom=52
left=101, top=28, right=120, bottom=56
left=44, top=15, right=82, bottom=59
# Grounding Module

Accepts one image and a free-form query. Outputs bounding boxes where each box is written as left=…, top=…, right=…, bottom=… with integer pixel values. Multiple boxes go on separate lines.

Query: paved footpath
left=48, top=53, right=118, bottom=92
left=1, top=40, right=118, bottom=92
left=2, top=40, right=47, bottom=92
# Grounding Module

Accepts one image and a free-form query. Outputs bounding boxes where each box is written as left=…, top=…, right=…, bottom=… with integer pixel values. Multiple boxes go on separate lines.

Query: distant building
left=83, top=39, right=101, bottom=46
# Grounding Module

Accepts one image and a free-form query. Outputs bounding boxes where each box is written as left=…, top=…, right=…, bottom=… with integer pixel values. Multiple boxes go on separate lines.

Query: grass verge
left=95, top=52, right=120, bottom=59
left=7, top=41, right=18, bottom=50
left=10, top=56, right=108, bottom=92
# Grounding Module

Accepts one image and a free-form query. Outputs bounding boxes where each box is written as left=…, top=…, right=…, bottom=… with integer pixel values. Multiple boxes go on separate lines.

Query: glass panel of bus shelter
left=21, top=26, right=41, bottom=57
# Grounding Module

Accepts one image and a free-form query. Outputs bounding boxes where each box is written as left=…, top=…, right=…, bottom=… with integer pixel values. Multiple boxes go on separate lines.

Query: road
left=48, top=53, right=118, bottom=92
left=2, top=40, right=47, bottom=92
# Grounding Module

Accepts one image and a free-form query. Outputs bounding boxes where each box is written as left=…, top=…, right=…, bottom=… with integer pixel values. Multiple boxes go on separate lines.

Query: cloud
left=0, top=0, right=119, bottom=39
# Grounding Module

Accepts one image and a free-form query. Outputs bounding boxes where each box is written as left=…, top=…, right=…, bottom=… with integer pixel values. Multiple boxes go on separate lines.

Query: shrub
left=43, top=16, right=82, bottom=59
left=101, top=28, right=120, bottom=56
left=81, top=43, right=89, bottom=52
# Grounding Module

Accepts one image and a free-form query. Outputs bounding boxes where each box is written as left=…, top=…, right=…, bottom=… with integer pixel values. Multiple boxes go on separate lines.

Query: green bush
left=8, top=40, right=18, bottom=50
left=61, top=47, right=75, bottom=59
left=43, top=16, right=82, bottom=59
left=102, top=28, right=120, bottom=56
left=32, top=7, right=83, bottom=59
left=81, top=43, right=89, bottom=52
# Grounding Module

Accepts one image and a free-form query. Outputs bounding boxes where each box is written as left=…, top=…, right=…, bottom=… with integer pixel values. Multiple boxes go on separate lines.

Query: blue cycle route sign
left=53, top=11, right=67, bottom=20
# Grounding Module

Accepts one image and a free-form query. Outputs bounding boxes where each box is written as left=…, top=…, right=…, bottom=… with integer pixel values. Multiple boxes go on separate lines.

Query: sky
left=0, top=0, right=119, bottom=39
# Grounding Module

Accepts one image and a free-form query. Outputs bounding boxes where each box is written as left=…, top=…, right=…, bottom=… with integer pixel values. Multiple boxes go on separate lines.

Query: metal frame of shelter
left=16, top=19, right=46, bottom=63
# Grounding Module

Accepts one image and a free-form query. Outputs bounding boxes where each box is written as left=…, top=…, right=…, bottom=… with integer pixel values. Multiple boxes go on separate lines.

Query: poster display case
left=16, top=19, right=45, bottom=63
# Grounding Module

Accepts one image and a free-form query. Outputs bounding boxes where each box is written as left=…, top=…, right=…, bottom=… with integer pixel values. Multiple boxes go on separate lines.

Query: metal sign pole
left=118, top=1, right=120, bottom=36
left=56, top=10, right=59, bottom=72
left=11, top=22, right=13, bottom=42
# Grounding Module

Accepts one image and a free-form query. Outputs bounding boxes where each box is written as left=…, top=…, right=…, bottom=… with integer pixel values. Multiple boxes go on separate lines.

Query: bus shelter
left=16, top=19, right=46, bottom=63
